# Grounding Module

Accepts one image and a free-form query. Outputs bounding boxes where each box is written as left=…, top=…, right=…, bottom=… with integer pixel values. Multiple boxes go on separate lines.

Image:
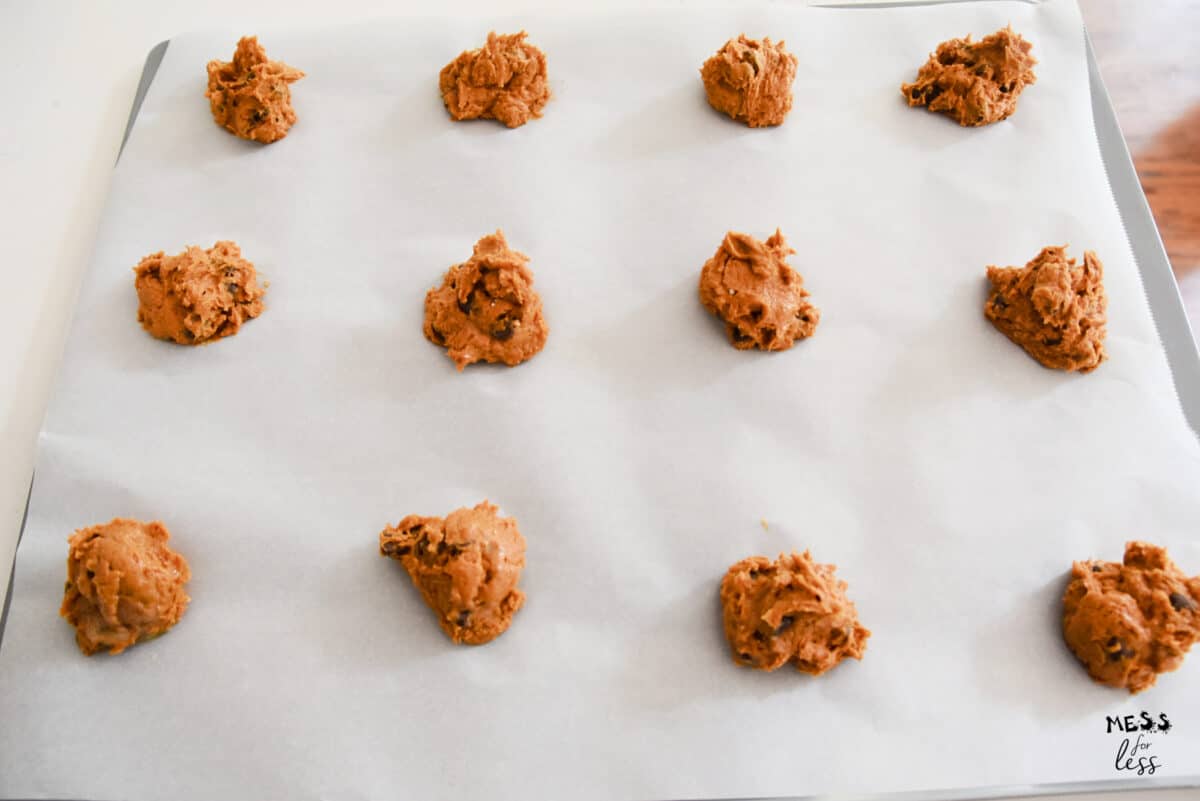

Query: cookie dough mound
left=984, top=245, right=1106, bottom=372
left=699, top=229, right=819, bottom=351
left=424, top=230, right=548, bottom=370
left=439, top=31, right=551, bottom=128
left=379, top=501, right=526, bottom=645
left=901, top=26, right=1036, bottom=126
left=721, top=551, right=870, bottom=674
left=60, top=518, right=191, bottom=656
left=1063, top=542, right=1200, bottom=694
left=701, top=35, right=798, bottom=128
left=134, top=241, right=265, bottom=345
left=205, top=36, right=305, bottom=143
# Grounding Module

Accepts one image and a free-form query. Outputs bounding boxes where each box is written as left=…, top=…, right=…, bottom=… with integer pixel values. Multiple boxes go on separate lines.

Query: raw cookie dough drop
left=60, top=518, right=191, bottom=656
left=134, top=240, right=266, bottom=345
left=439, top=31, right=551, bottom=128
left=984, top=245, right=1106, bottom=372
left=720, top=551, right=870, bottom=674
left=1062, top=542, right=1200, bottom=694
left=424, top=230, right=549, bottom=370
left=701, top=35, right=798, bottom=128
left=379, top=501, right=527, bottom=645
left=901, top=26, right=1036, bottom=127
left=699, top=229, right=819, bottom=351
left=206, top=36, right=305, bottom=143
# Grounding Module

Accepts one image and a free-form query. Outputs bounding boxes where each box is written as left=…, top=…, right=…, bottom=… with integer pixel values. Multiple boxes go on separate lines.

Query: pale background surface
left=0, top=2, right=1195, bottom=800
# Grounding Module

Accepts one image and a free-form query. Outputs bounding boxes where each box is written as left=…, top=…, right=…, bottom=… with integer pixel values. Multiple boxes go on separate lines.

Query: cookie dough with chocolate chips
left=1062, top=541, right=1200, bottom=694
left=439, top=31, right=551, bottom=128
left=134, top=240, right=266, bottom=345
left=984, top=245, right=1106, bottom=372
left=901, top=26, right=1036, bottom=127
left=424, top=230, right=548, bottom=370
left=701, top=35, right=798, bottom=128
left=379, top=501, right=526, bottom=645
left=206, top=36, right=305, bottom=143
left=60, top=518, right=191, bottom=656
left=720, top=551, right=870, bottom=674
left=699, top=229, right=819, bottom=351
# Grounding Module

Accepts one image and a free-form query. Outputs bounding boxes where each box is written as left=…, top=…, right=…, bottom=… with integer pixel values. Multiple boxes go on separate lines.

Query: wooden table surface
left=1080, top=0, right=1200, bottom=283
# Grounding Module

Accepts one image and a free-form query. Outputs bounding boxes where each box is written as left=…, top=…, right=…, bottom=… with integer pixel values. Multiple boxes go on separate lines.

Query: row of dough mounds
left=131, top=230, right=1108, bottom=374
left=201, top=25, right=1038, bottom=145
left=128, top=232, right=550, bottom=370
left=60, top=514, right=1200, bottom=695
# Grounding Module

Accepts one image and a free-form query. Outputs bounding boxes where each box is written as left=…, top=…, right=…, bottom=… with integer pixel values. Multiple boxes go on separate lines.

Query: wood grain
left=1079, top=0, right=1200, bottom=278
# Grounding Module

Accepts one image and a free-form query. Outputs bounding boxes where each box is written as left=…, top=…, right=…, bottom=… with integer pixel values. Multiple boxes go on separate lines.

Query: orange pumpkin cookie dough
left=901, top=26, right=1036, bottom=127
left=206, top=36, right=305, bottom=143
left=379, top=501, right=527, bottom=645
left=60, top=518, right=191, bottom=656
left=701, top=35, right=798, bottom=128
left=424, top=230, right=548, bottom=370
left=699, top=229, right=819, bottom=351
left=134, top=241, right=266, bottom=345
left=439, top=31, right=550, bottom=128
left=1063, top=542, right=1200, bottom=694
left=721, top=551, right=870, bottom=674
left=984, top=245, right=1106, bottom=372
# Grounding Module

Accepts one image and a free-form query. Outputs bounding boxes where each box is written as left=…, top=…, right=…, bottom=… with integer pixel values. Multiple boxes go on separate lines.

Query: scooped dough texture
left=701, top=35, right=798, bottom=128
left=206, top=36, right=304, bottom=143
left=134, top=240, right=266, bottom=345
left=901, top=26, right=1037, bottom=127
left=423, top=230, right=548, bottom=369
left=721, top=551, right=870, bottom=674
left=699, top=229, right=819, bottom=351
left=439, top=31, right=551, bottom=128
left=379, top=501, right=527, bottom=645
left=1062, top=542, right=1200, bottom=694
left=984, top=245, right=1107, bottom=372
left=60, top=518, right=191, bottom=656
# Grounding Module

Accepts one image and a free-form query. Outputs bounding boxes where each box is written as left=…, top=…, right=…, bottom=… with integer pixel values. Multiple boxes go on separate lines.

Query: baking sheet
left=3, top=2, right=1200, bottom=800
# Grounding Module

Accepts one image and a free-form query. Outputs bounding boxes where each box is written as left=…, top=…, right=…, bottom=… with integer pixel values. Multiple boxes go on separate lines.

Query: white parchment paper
left=2, top=2, right=1199, bottom=800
